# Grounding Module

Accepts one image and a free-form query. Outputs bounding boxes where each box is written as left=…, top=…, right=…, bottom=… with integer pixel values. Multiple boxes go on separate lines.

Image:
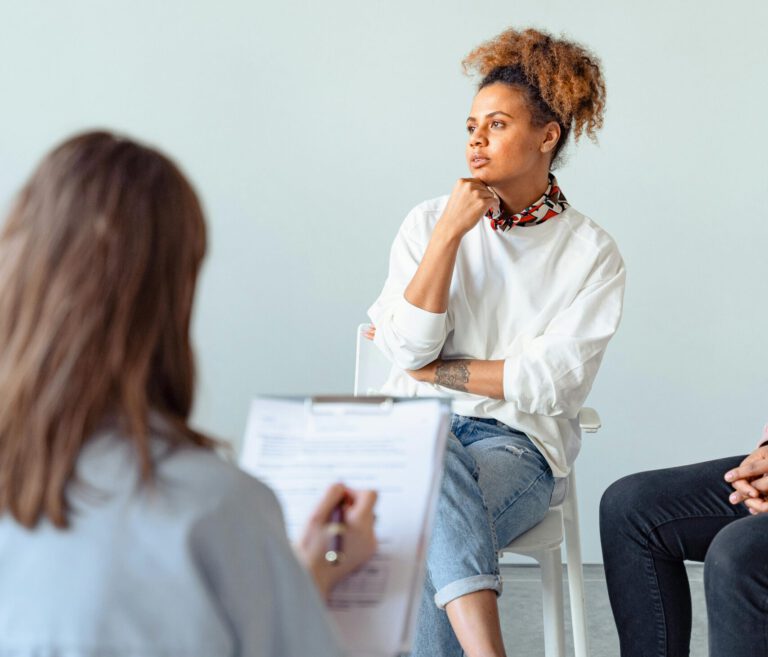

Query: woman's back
left=0, top=420, right=342, bottom=657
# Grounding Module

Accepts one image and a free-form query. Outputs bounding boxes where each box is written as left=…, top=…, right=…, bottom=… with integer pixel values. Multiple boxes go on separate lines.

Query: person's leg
left=600, top=456, right=748, bottom=657
left=450, top=425, right=554, bottom=656
left=704, top=513, right=768, bottom=657
left=464, top=423, right=554, bottom=548
left=410, top=570, right=465, bottom=657
left=412, top=428, right=502, bottom=657
left=412, top=417, right=554, bottom=657
left=446, top=590, right=505, bottom=656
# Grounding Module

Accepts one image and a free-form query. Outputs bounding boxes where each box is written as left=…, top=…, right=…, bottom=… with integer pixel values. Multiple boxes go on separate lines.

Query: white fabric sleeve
left=190, top=478, right=343, bottom=657
left=502, top=246, right=626, bottom=418
left=367, top=210, right=447, bottom=370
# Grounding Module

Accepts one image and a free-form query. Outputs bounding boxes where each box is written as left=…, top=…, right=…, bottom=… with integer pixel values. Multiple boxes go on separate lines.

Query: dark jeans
left=600, top=456, right=768, bottom=657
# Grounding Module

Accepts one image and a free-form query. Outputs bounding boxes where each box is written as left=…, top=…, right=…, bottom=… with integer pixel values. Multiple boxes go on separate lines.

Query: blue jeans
left=411, top=415, right=555, bottom=657
left=601, top=457, right=768, bottom=657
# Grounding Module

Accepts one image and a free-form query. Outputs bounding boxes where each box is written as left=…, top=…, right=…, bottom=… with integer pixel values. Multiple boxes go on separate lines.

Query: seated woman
left=367, top=27, right=625, bottom=657
left=601, top=429, right=768, bottom=657
left=0, top=131, right=376, bottom=657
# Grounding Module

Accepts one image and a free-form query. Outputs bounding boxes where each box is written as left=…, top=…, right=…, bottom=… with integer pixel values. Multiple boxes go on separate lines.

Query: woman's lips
left=470, top=156, right=490, bottom=168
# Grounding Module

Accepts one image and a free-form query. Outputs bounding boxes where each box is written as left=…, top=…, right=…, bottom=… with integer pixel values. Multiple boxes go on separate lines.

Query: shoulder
left=80, top=427, right=284, bottom=531
left=557, top=207, right=624, bottom=272
left=397, top=195, right=449, bottom=242
left=156, top=443, right=284, bottom=526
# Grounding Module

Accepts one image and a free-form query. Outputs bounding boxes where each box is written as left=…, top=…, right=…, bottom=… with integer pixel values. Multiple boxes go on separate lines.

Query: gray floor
left=499, top=563, right=708, bottom=657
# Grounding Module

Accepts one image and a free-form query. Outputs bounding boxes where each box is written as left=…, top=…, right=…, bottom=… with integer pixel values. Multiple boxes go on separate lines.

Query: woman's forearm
left=403, top=179, right=499, bottom=313
left=413, top=359, right=505, bottom=400
left=404, top=223, right=463, bottom=314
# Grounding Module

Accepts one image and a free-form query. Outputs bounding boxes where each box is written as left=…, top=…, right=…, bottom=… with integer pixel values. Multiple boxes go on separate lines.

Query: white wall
left=1, top=0, right=767, bottom=562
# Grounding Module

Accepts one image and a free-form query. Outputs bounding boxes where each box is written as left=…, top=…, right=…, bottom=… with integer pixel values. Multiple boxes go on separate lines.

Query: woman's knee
left=443, top=434, right=478, bottom=481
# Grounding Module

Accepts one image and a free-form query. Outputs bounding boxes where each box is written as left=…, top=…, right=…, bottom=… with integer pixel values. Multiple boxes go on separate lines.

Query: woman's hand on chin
left=437, top=178, right=499, bottom=239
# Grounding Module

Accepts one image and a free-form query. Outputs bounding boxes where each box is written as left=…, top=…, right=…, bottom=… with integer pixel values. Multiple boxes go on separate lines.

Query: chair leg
left=563, top=471, right=589, bottom=657
left=540, top=547, right=566, bottom=657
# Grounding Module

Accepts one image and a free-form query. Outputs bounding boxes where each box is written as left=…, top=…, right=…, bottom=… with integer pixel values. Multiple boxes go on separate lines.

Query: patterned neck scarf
left=486, top=174, right=569, bottom=232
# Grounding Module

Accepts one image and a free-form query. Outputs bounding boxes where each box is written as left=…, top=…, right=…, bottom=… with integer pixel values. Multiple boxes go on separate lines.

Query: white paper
left=240, top=397, right=449, bottom=657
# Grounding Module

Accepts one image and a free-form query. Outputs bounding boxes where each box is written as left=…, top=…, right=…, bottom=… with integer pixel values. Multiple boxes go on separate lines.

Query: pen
left=325, top=500, right=346, bottom=566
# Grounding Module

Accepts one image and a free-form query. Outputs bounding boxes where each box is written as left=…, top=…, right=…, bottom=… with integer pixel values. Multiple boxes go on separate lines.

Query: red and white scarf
left=486, top=174, right=569, bottom=232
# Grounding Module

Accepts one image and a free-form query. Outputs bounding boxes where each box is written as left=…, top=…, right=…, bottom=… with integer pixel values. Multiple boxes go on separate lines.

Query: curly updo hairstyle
left=463, top=27, right=606, bottom=167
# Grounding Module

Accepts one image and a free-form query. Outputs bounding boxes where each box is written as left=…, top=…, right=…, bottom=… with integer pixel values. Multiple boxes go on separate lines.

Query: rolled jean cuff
left=433, top=574, right=503, bottom=609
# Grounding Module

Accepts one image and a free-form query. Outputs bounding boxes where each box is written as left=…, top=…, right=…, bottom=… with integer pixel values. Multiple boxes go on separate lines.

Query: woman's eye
left=491, top=121, right=504, bottom=128
left=466, top=125, right=476, bottom=134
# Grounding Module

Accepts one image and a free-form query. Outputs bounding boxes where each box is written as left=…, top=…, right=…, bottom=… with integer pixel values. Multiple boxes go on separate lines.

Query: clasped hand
left=725, top=444, right=768, bottom=514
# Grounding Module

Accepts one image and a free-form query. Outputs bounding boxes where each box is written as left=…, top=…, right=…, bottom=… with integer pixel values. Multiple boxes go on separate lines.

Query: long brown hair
left=0, top=131, right=215, bottom=529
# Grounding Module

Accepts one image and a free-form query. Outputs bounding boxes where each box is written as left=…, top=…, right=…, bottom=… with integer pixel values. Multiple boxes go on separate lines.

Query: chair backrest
left=354, top=323, right=392, bottom=396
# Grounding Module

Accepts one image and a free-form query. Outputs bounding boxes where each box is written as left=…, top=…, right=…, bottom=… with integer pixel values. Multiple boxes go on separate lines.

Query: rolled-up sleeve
left=368, top=210, right=448, bottom=371
left=502, top=246, right=626, bottom=418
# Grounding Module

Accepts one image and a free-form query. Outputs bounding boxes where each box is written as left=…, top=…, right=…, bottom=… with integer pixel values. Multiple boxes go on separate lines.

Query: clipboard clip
left=307, top=395, right=395, bottom=415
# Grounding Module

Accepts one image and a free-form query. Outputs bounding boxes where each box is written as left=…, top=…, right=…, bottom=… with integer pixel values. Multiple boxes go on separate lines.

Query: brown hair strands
left=0, top=131, right=216, bottom=529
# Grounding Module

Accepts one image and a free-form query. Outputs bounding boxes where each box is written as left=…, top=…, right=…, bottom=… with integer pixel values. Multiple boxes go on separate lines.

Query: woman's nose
left=470, top=130, right=487, bottom=147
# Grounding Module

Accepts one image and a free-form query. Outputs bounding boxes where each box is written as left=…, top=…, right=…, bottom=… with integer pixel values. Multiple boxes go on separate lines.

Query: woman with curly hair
left=367, top=28, right=625, bottom=656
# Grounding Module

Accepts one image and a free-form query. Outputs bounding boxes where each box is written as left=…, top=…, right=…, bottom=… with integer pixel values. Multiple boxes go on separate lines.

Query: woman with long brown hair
left=0, top=131, right=376, bottom=656
left=367, top=28, right=625, bottom=656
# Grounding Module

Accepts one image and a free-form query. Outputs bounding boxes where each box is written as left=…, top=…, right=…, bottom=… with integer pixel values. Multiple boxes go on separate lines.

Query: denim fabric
left=411, top=415, right=554, bottom=657
left=600, top=456, right=768, bottom=657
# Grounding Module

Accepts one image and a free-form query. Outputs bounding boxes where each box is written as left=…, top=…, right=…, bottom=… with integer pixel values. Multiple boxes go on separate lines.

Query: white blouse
left=368, top=195, right=626, bottom=477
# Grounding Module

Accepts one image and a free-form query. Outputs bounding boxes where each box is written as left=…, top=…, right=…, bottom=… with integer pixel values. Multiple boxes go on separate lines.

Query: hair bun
left=463, top=27, right=606, bottom=143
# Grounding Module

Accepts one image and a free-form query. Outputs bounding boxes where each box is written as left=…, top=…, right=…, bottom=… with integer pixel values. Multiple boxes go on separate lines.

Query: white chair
left=353, top=323, right=599, bottom=657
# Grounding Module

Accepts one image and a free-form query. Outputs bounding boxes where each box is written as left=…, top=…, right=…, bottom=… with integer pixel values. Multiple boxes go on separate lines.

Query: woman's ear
left=540, top=122, right=561, bottom=155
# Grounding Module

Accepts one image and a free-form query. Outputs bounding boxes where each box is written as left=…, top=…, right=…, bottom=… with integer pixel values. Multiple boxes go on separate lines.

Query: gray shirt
left=0, top=424, right=344, bottom=657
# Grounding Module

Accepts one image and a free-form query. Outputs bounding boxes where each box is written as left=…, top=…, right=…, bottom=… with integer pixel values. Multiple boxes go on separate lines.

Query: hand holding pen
left=324, top=499, right=346, bottom=566
left=296, top=483, right=378, bottom=600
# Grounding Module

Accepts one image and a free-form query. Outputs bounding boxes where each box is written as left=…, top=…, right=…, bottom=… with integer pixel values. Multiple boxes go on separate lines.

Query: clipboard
left=240, top=395, right=451, bottom=657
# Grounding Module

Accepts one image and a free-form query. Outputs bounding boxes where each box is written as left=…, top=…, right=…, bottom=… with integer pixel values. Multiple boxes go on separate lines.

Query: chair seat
left=550, top=477, right=568, bottom=507
left=501, top=507, right=564, bottom=554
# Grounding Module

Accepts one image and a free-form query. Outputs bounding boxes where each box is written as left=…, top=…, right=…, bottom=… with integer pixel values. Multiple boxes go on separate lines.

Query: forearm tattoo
left=434, top=360, right=470, bottom=392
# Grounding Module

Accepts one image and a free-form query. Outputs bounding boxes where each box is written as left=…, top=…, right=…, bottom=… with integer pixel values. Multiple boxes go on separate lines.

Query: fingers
left=730, top=478, right=759, bottom=500
left=729, top=490, right=748, bottom=505
left=729, top=475, right=768, bottom=507
left=751, top=476, right=768, bottom=495
left=486, top=186, right=501, bottom=216
left=466, top=179, right=497, bottom=201
left=729, top=473, right=768, bottom=505
left=456, top=178, right=497, bottom=201
left=345, top=489, right=378, bottom=522
left=725, top=459, right=768, bottom=482
left=486, top=196, right=500, bottom=217
left=307, top=483, right=347, bottom=526
left=729, top=452, right=764, bottom=499
left=312, top=486, right=378, bottom=525
left=744, top=497, right=768, bottom=514
left=363, top=324, right=376, bottom=340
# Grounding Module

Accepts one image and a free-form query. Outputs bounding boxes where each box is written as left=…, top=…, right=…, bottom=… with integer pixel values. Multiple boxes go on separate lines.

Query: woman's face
left=465, top=83, right=557, bottom=187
